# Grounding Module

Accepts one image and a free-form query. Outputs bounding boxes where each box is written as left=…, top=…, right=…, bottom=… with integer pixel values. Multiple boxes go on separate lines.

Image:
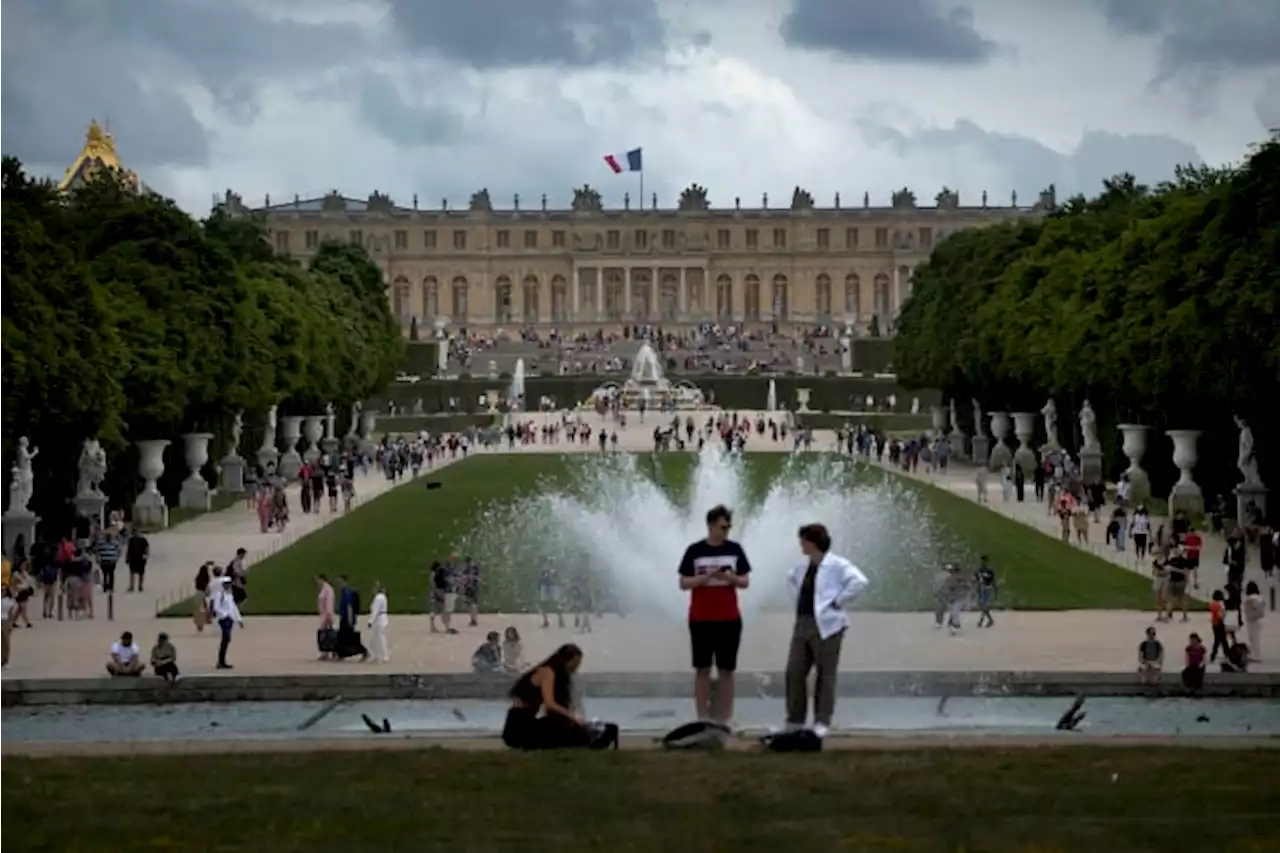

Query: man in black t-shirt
left=678, top=505, right=752, bottom=725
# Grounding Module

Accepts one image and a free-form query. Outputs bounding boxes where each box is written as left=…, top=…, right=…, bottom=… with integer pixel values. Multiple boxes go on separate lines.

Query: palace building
left=233, top=182, right=1051, bottom=334
left=60, top=120, right=145, bottom=194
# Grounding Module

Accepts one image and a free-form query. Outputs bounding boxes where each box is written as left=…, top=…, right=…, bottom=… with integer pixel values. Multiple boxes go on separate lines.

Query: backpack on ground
left=587, top=722, right=620, bottom=750
left=660, top=721, right=731, bottom=751
left=761, top=729, right=823, bottom=753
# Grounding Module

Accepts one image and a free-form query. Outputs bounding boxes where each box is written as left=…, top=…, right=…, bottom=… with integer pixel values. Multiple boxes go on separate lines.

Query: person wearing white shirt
left=784, top=523, right=869, bottom=738
left=106, top=631, right=145, bottom=677
left=210, top=576, right=244, bottom=670
left=367, top=582, right=390, bottom=663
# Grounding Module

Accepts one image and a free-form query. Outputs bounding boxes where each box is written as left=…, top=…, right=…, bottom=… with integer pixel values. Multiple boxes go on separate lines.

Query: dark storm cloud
left=1, top=0, right=370, bottom=171
left=858, top=118, right=1204, bottom=197
left=384, top=0, right=667, bottom=69
left=1096, top=0, right=1280, bottom=73
left=780, top=0, right=999, bottom=65
left=350, top=72, right=468, bottom=149
left=1256, top=78, right=1280, bottom=131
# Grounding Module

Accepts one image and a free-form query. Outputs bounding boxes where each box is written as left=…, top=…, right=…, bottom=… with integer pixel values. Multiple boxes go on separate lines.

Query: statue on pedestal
left=229, top=411, right=244, bottom=454
left=260, top=405, right=279, bottom=451
left=1079, top=400, right=1100, bottom=451
left=1236, top=415, right=1261, bottom=486
left=1041, top=398, right=1060, bottom=451
left=971, top=399, right=984, bottom=436
left=76, top=438, right=108, bottom=496
left=8, top=437, right=39, bottom=513
left=348, top=401, right=362, bottom=438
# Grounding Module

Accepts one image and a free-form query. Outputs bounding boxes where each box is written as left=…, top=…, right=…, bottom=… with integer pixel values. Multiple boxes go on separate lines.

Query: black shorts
left=100, top=562, right=117, bottom=592
left=129, top=560, right=146, bottom=576
left=689, top=619, right=743, bottom=672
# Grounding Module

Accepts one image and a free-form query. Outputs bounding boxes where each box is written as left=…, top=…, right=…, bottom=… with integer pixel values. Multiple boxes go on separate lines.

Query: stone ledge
left=4, top=671, right=1278, bottom=707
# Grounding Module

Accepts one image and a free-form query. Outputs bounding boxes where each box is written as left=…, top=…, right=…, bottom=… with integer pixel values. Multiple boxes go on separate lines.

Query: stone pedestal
left=971, top=435, right=990, bottom=468
left=321, top=436, right=340, bottom=455
left=1166, top=429, right=1203, bottom=515
left=1117, top=424, right=1151, bottom=503
left=947, top=428, right=967, bottom=461
left=279, top=416, right=304, bottom=481
left=987, top=412, right=1013, bottom=471
left=1078, top=448, right=1104, bottom=486
left=74, top=491, right=108, bottom=527
left=133, top=439, right=170, bottom=529
left=178, top=433, right=214, bottom=511
left=2, top=510, right=39, bottom=558
left=839, top=337, right=852, bottom=372
left=256, top=447, right=280, bottom=474
left=1012, top=412, right=1037, bottom=474
left=1235, top=483, right=1267, bottom=528
left=220, top=456, right=246, bottom=493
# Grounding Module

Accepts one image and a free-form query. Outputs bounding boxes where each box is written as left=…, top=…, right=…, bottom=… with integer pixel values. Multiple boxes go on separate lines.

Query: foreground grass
left=174, top=453, right=1152, bottom=616
left=5, top=748, right=1277, bottom=853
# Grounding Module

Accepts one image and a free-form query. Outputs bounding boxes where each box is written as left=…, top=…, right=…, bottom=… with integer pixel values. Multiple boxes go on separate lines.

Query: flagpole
left=639, top=170, right=645, bottom=211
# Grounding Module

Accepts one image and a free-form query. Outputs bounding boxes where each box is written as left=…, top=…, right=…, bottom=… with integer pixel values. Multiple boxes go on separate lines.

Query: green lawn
left=5, top=748, right=1277, bottom=853
left=170, top=453, right=1153, bottom=616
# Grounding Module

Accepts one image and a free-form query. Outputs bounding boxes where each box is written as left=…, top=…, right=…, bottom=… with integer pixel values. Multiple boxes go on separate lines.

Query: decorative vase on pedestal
left=358, top=409, right=378, bottom=458
left=178, top=433, right=214, bottom=511
left=279, top=417, right=304, bottom=480
left=1011, top=412, right=1037, bottom=474
left=322, top=405, right=339, bottom=454
left=487, top=391, right=502, bottom=414
left=133, top=440, right=170, bottom=528
left=987, top=412, right=1013, bottom=470
left=302, top=416, right=324, bottom=464
left=796, top=388, right=812, bottom=412
left=1117, top=424, right=1151, bottom=503
left=1166, top=429, right=1204, bottom=514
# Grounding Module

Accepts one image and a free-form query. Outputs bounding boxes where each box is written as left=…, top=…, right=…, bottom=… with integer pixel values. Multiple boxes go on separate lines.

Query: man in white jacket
left=784, top=523, right=869, bottom=738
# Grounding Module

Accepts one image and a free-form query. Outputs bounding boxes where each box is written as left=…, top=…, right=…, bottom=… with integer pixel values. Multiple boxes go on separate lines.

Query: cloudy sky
left=4, top=0, right=1276, bottom=214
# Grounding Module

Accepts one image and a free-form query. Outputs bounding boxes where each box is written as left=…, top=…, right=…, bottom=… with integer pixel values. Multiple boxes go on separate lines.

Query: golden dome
left=59, top=120, right=141, bottom=193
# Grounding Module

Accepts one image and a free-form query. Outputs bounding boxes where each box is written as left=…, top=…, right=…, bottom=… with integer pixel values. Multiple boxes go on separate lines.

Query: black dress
left=503, top=668, right=590, bottom=750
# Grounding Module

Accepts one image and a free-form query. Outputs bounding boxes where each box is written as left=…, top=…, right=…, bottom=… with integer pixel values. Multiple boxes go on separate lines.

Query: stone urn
left=1166, top=429, right=1203, bottom=514
left=1011, top=412, right=1038, bottom=474
left=179, top=432, right=214, bottom=511
left=796, top=388, right=812, bottom=412
left=487, top=391, right=502, bottom=414
left=358, top=409, right=378, bottom=457
left=929, top=405, right=945, bottom=438
left=987, top=411, right=1013, bottom=470
left=133, top=439, right=170, bottom=528
left=279, top=416, right=305, bottom=480
left=302, top=415, right=324, bottom=464
left=1117, top=424, right=1151, bottom=502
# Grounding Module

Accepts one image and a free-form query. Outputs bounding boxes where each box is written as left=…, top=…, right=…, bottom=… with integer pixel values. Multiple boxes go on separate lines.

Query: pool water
left=4, top=696, right=1278, bottom=743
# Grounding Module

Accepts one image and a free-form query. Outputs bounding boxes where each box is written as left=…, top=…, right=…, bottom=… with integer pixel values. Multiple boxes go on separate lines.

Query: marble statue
left=9, top=437, right=38, bottom=512
left=971, top=399, right=984, bottom=436
left=910, top=397, right=920, bottom=415
left=413, top=398, right=425, bottom=416
left=795, top=355, right=805, bottom=373
left=949, top=399, right=960, bottom=432
left=1079, top=400, right=1100, bottom=451
left=229, top=411, right=244, bottom=452
left=1041, top=398, right=1059, bottom=448
left=1236, top=415, right=1260, bottom=485
left=888, top=394, right=897, bottom=411
left=348, top=401, right=362, bottom=437
left=261, top=405, right=278, bottom=450
left=76, top=438, right=107, bottom=495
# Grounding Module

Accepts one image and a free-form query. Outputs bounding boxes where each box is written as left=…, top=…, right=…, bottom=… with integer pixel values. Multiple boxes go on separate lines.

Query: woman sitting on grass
left=502, top=643, right=590, bottom=750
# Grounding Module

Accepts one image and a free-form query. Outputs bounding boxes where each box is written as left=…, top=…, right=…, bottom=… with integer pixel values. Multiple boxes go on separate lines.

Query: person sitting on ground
left=1182, top=633, right=1206, bottom=691
left=501, top=625, right=524, bottom=674
left=1220, top=634, right=1250, bottom=673
left=1137, top=625, right=1163, bottom=685
left=472, top=631, right=503, bottom=673
left=106, top=631, right=145, bottom=677
left=502, top=643, right=590, bottom=750
left=151, top=632, right=180, bottom=682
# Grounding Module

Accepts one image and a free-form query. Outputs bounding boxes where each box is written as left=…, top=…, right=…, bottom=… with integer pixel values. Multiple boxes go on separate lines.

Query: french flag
left=603, top=148, right=643, bottom=174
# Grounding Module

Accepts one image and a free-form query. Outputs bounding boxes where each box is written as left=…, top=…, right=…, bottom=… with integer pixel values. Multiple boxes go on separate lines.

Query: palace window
left=816, top=228, right=829, bottom=249
left=305, top=230, right=319, bottom=249
left=453, top=230, right=467, bottom=250
left=552, top=230, right=566, bottom=248
left=274, top=230, right=290, bottom=253
left=607, top=230, right=621, bottom=250
left=716, top=229, right=731, bottom=249
left=919, top=227, right=933, bottom=250
left=874, top=227, right=888, bottom=249
left=845, top=227, right=859, bottom=249
left=348, top=229, right=363, bottom=247
left=424, top=230, right=438, bottom=249
left=634, top=229, right=648, bottom=250
left=745, top=228, right=759, bottom=249
left=773, top=228, right=787, bottom=249
left=661, top=229, right=676, bottom=249
left=394, top=229, right=408, bottom=250
left=496, top=230, right=510, bottom=248
left=524, top=230, right=538, bottom=249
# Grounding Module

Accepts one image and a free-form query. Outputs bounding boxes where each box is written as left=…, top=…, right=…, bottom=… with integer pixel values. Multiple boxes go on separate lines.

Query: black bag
left=761, top=729, right=824, bottom=753
left=317, top=627, right=337, bottom=653
left=587, top=722, right=620, bottom=750
left=661, top=721, right=730, bottom=751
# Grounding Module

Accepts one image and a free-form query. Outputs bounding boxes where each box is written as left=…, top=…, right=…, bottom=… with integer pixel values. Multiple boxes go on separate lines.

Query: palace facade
left=234, top=182, right=1052, bottom=333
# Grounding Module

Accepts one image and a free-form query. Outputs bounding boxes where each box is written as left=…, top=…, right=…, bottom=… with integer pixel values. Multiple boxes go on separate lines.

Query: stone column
left=572, top=265, right=581, bottom=318
left=891, top=267, right=901, bottom=321
left=679, top=268, right=688, bottom=320
left=651, top=265, right=658, bottom=322
left=596, top=273, right=604, bottom=322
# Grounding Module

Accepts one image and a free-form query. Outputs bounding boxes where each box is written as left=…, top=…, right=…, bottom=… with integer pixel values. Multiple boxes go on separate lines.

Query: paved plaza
left=3, top=412, right=1274, bottom=680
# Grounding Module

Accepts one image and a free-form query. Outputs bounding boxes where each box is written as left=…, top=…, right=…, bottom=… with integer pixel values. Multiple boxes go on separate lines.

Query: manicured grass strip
left=4, top=748, right=1277, bottom=853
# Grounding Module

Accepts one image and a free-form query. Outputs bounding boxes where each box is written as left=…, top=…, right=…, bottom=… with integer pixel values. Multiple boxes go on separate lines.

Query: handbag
left=587, top=722, right=619, bottom=750
left=317, top=627, right=337, bottom=653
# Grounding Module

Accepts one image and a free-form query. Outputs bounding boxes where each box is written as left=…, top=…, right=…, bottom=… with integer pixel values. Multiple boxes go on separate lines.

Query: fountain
left=584, top=342, right=708, bottom=410
left=509, top=359, right=526, bottom=409
left=766, top=379, right=778, bottom=411
left=463, top=447, right=945, bottom=619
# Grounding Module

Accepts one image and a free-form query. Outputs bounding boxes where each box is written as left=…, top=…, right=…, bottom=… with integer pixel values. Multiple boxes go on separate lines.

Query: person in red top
left=678, top=505, right=752, bottom=725
left=1183, top=529, right=1202, bottom=588
left=1208, top=590, right=1229, bottom=662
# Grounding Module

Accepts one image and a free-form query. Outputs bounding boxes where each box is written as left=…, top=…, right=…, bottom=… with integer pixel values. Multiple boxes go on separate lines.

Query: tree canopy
left=894, top=137, right=1280, bottom=497
left=1, top=157, right=404, bottom=523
